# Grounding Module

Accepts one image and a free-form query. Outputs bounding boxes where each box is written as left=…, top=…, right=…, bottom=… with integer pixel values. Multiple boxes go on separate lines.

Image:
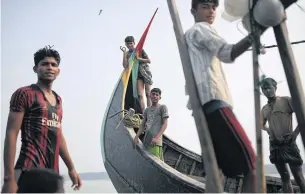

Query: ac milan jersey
left=10, top=84, right=62, bottom=173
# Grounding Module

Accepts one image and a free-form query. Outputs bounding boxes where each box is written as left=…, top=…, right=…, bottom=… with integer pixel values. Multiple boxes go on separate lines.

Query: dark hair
left=17, top=168, right=64, bottom=193
left=151, top=88, right=162, bottom=95
left=191, top=0, right=219, bottom=9
left=125, top=36, right=135, bottom=43
left=34, top=45, right=61, bottom=66
left=261, top=77, right=277, bottom=89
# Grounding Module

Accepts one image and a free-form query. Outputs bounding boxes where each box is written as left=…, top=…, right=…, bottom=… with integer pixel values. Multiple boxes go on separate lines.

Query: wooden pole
left=166, top=0, right=223, bottom=192
left=249, top=2, right=266, bottom=192
left=273, top=22, right=305, bottom=148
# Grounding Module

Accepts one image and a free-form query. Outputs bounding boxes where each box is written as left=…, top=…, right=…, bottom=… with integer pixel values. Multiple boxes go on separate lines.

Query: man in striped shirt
left=1, top=46, right=82, bottom=193
left=185, top=0, right=257, bottom=192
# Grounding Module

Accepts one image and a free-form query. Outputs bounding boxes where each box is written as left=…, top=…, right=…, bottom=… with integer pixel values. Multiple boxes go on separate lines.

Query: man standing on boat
left=134, top=88, right=169, bottom=161
left=261, top=77, right=305, bottom=193
left=184, top=0, right=265, bottom=192
left=121, top=36, right=153, bottom=114
left=1, top=46, right=82, bottom=193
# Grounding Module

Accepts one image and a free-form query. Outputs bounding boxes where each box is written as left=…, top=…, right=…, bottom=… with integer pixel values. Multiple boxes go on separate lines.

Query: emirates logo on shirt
left=41, top=112, right=61, bottom=128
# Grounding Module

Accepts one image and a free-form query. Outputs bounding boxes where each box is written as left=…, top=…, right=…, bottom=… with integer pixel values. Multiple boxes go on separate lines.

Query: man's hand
left=68, top=169, right=82, bottom=191
left=120, top=46, right=126, bottom=53
left=134, top=136, right=139, bottom=145
left=1, top=179, right=18, bottom=193
left=285, top=132, right=298, bottom=144
left=135, top=51, right=140, bottom=60
left=263, top=126, right=270, bottom=135
left=152, top=136, right=160, bottom=145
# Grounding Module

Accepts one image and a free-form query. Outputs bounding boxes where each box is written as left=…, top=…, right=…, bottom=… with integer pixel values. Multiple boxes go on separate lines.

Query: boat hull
left=101, top=78, right=206, bottom=193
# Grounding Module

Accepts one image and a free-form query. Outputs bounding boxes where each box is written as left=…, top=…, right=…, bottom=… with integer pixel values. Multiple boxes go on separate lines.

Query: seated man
left=134, top=88, right=169, bottom=160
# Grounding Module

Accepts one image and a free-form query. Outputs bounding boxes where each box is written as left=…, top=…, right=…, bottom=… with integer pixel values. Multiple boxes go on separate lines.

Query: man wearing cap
left=261, top=77, right=305, bottom=193
left=184, top=0, right=259, bottom=192
left=134, top=88, right=169, bottom=161
left=121, top=36, right=153, bottom=114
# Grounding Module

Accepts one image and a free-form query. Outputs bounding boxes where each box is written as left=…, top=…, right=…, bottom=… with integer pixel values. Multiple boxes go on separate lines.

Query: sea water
left=64, top=179, right=116, bottom=193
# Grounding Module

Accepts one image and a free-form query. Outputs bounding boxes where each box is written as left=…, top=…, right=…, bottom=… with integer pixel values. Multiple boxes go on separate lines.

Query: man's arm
left=155, top=105, right=169, bottom=139
left=260, top=108, right=270, bottom=134
left=59, top=131, right=75, bottom=171
left=231, top=36, right=253, bottom=61
left=3, top=89, right=27, bottom=182
left=3, top=112, right=23, bottom=181
left=122, top=51, right=128, bottom=68
left=286, top=96, right=300, bottom=137
left=155, top=118, right=168, bottom=140
left=137, top=50, right=151, bottom=64
left=135, top=110, right=147, bottom=138
left=189, top=23, right=253, bottom=63
left=293, top=125, right=300, bottom=136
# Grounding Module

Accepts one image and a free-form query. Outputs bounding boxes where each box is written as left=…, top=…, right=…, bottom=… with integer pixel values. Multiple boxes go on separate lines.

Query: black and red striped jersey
left=10, top=84, right=63, bottom=173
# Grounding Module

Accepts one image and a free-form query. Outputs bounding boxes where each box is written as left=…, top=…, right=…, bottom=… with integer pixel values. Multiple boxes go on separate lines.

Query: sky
left=1, top=0, right=305, bottom=177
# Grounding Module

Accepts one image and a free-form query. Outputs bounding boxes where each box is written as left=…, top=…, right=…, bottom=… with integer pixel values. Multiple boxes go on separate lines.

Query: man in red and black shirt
left=1, top=46, right=82, bottom=193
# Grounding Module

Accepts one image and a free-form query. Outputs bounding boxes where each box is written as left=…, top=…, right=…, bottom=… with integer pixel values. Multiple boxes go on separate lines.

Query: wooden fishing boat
left=100, top=1, right=302, bottom=192
left=100, top=74, right=300, bottom=192
left=100, top=65, right=300, bottom=192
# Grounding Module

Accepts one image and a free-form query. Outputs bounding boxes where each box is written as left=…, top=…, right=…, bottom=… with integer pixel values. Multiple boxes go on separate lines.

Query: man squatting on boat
left=261, top=77, right=305, bottom=193
left=134, top=88, right=169, bottom=161
left=121, top=35, right=153, bottom=114
left=1, top=46, right=81, bottom=193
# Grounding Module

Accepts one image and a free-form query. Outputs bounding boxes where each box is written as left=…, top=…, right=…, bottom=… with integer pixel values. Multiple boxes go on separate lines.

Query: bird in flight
left=98, top=10, right=102, bottom=15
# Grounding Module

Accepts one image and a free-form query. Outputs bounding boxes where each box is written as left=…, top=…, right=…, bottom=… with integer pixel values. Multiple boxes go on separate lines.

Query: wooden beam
left=273, top=22, right=305, bottom=148
left=249, top=1, right=266, bottom=192
left=166, top=0, right=223, bottom=192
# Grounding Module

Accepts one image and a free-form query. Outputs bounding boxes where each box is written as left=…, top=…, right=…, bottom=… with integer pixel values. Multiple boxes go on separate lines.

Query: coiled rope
left=108, top=109, right=143, bottom=129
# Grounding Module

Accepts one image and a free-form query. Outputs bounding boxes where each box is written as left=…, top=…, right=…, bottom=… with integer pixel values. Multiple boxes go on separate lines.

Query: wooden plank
left=249, top=2, right=266, bottom=192
left=166, top=0, right=223, bottom=192
left=273, top=22, right=305, bottom=148
left=163, top=144, right=168, bottom=153
left=189, top=161, right=197, bottom=176
left=174, top=154, right=183, bottom=169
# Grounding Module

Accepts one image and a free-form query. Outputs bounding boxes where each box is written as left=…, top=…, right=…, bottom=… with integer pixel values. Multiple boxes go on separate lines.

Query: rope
left=108, top=109, right=143, bottom=129
left=247, top=40, right=305, bottom=51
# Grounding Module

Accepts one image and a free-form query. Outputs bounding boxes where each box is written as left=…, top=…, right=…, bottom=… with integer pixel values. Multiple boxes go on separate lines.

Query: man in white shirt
left=185, top=0, right=257, bottom=192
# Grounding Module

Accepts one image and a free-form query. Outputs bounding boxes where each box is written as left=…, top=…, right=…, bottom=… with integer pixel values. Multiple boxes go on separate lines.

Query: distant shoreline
left=62, top=164, right=305, bottom=181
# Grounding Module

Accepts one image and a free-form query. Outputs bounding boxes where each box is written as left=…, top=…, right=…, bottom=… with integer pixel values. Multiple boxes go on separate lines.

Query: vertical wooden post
left=273, top=22, right=305, bottom=148
left=249, top=2, right=266, bottom=192
left=166, top=0, right=223, bottom=192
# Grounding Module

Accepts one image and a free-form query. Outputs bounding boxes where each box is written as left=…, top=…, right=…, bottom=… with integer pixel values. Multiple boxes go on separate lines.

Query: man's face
left=262, top=84, right=276, bottom=98
left=192, top=3, right=217, bottom=24
left=125, top=42, right=135, bottom=50
left=34, top=57, right=60, bottom=82
left=150, top=91, right=161, bottom=104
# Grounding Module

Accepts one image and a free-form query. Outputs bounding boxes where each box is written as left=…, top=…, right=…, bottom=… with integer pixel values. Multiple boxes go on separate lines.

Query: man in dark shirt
left=121, top=36, right=153, bottom=114
left=1, top=46, right=82, bottom=193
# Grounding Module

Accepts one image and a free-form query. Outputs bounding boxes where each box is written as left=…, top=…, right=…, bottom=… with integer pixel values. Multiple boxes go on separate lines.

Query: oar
left=166, top=0, right=223, bottom=192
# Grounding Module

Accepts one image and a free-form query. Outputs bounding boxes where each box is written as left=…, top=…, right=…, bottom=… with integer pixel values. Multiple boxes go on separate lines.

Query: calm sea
left=63, top=174, right=305, bottom=193
left=64, top=179, right=116, bottom=193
